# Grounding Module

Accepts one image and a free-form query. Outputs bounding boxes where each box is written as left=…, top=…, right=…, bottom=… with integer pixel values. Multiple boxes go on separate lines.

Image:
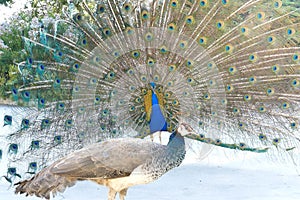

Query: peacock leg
left=159, top=131, right=162, bottom=144
left=150, top=134, right=154, bottom=142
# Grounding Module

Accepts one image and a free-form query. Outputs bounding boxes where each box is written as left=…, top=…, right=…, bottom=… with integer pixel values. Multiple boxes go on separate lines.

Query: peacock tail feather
left=0, top=0, right=299, bottom=183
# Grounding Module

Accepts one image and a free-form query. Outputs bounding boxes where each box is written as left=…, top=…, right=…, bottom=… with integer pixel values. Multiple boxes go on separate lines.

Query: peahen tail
left=0, top=0, right=300, bottom=183
left=14, top=159, right=76, bottom=200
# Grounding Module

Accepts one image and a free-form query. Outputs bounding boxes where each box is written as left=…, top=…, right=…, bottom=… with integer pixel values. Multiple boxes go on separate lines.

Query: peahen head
left=167, top=122, right=193, bottom=146
left=176, top=123, right=194, bottom=137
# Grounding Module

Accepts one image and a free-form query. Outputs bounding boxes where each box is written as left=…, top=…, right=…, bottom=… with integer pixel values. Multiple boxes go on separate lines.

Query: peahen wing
left=50, top=138, right=164, bottom=179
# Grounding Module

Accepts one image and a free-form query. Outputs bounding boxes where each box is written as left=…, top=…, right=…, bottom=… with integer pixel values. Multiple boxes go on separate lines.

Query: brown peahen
left=0, top=0, right=299, bottom=199
left=13, top=123, right=192, bottom=200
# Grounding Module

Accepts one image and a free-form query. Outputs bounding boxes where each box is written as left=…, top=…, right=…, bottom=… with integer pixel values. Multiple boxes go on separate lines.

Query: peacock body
left=0, top=0, right=299, bottom=197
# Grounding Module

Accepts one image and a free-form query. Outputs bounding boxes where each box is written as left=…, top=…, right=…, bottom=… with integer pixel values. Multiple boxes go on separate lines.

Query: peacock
left=0, top=0, right=299, bottom=199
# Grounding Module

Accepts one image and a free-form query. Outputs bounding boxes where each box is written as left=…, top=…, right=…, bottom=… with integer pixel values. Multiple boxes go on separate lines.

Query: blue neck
left=149, top=93, right=167, bottom=133
left=149, top=82, right=167, bottom=133
left=151, top=89, right=159, bottom=104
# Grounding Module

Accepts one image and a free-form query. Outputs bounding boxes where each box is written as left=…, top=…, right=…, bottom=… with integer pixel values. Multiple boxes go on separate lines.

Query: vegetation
left=0, top=0, right=67, bottom=100
left=0, top=0, right=13, bottom=6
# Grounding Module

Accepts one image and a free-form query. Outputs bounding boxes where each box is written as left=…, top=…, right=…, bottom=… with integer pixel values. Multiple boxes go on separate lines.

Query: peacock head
left=149, top=82, right=156, bottom=89
left=177, top=123, right=194, bottom=136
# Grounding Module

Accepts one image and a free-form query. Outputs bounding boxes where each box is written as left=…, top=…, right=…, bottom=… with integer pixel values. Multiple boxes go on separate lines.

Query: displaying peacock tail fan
left=1, top=0, right=300, bottom=184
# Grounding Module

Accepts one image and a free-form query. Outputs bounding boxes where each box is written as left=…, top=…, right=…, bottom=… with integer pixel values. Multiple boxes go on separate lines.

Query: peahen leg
left=119, top=188, right=128, bottom=200
left=108, top=188, right=117, bottom=200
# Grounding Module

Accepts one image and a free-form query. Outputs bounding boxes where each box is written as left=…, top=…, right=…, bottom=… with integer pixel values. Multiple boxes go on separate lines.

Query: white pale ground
left=0, top=105, right=300, bottom=200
